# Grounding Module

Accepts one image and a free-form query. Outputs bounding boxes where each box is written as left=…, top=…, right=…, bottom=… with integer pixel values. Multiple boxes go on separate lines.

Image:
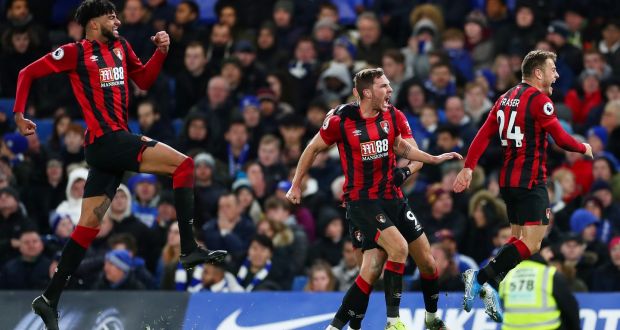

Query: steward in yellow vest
left=499, top=252, right=579, bottom=330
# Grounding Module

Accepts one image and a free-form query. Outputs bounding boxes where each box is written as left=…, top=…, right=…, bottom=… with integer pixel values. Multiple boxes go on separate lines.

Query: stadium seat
left=33, top=119, right=54, bottom=142
left=0, top=98, right=15, bottom=123
left=172, top=118, right=184, bottom=136
left=291, top=275, right=308, bottom=291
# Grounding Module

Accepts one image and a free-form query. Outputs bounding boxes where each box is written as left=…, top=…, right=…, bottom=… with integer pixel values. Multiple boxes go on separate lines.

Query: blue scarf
left=236, top=258, right=272, bottom=292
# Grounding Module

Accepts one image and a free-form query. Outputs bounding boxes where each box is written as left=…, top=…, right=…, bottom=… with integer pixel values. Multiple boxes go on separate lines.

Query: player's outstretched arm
left=545, top=120, right=591, bottom=158
left=13, top=45, right=78, bottom=135
left=394, top=135, right=463, bottom=164
left=287, top=134, right=332, bottom=204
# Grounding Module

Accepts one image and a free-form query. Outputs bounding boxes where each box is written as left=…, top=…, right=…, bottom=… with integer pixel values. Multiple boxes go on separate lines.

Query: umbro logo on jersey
left=90, top=55, right=98, bottom=62
left=352, top=129, right=362, bottom=136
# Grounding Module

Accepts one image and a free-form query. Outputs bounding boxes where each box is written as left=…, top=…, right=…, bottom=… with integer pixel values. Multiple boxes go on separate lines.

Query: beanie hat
left=569, top=208, right=598, bottom=234
left=105, top=249, right=133, bottom=273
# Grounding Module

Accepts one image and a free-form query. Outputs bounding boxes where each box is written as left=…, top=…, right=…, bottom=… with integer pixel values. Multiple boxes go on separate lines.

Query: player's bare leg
left=33, top=195, right=110, bottom=330
left=408, top=234, right=447, bottom=329
left=140, top=142, right=226, bottom=269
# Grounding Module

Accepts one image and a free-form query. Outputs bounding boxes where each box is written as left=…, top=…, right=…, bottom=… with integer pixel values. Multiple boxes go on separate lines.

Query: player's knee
left=172, top=157, right=194, bottom=188
left=391, top=241, right=408, bottom=262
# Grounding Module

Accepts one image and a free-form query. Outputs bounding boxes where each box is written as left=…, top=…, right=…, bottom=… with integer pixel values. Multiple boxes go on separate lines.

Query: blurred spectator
left=285, top=37, right=320, bottom=113
left=560, top=233, right=595, bottom=289
left=463, top=10, right=493, bottom=70
left=234, top=40, right=268, bottom=94
left=487, top=54, right=518, bottom=99
left=0, top=26, right=40, bottom=97
left=570, top=208, right=608, bottom=267
left=312, top=18, right=339, bottom=63
left=264, top=196, right=308, bottom=275
left=175, top=42, right=211, bottom=118
left=582, top=49, right=613, bottom=82
left=175, top=112, right=211, bottom=155
left=272, top=0, right=304, bottom=54
left=0, top=230, right=50, bottom=289
left=587, top=126, right=608, bottom=157
left=136, top=99, right=175, bottom=145
left=332, top=239, right=359, bottom=291
left=564, top=70, right=603, bottom=127
left=42, top=213, right=73, bottom=257
left=193, top=152, right=227, bottom=226
left=316, top=62, right=353, bottom=106
left=331, top=36, right=366, bottom=77
left=306, top=207, right=344, bottom=267
left=258, top=134, right=287, bottom=193
left=423, top=62, right=456, bottom=108
left=59, top=123, right=85, bottom=168
left=220, top=57, right=246, bottom=103
left=108, top=233, right=157, bottom=289
left=419, top=185, right=466, bottom=245
left=152, top=192, right=177, bottom=248
left=463, top=81, right=492, bottom=125
left=304, top=260, right=337, bottom=292
left=55, top=167, right=87, bottom=225
left=235, top=234, right=282, bottom=291
left=583, top=196, right=614, bottom=244
left=145, top=0, right=175, bottom=32
left=600, top=99, right=620, bottom=158
left=434, top=228, right=478, bottom=273
left=118, top=0, right=155, bottom=62
left=591, top=236, right=620, bottom=291
left=493, top=3, right=544, bottom=58
left=157, top=221, right=180, bottom=290
left=463, top=190, right=507, bottom=263
left=590, top=180, right=620, bottom=234
left=411, top=243, right=464, bottom=291
left=129, top=174, right=160, bottom=228
left=23, top=158, right=65, bottom=233
left=265, top=71, right=295, bottom=114
left=191, top=76, right=234, bottom=145
left=93, top=249, right=146, bottom=290
left=402, top=16, right=439, bottom=81
left=232, top=178, right=262, bottom=223
left=381, top=49, right=407, bottom=103
left=198, top=262, right=243, bottom=292
left=598, top=20, right=620, bottom=77
left=444, top=96, right=476, bottom=144
left=216, top=4, right=244, bottom=41
left=255, top=22, right=287, bottom=72
left=592, top=156, right=617, bottom=183
left=442, top=28, right=474, bottom=82
left=164, top=0, right=208, bottom=74
left=46, top=114, right=71, bottom=154
left=202, top=193, right=256, bottom=258
left=278, top=114, right=308, bottom=166
left=245, top=161, right=268, bottom=202
left=356, top=11, right=395, bottom=66
left=547, top=20, right=583, bottom=76
left=257, top=88, right=284, bottom=135
left=107, top=184, right=157, bottom=271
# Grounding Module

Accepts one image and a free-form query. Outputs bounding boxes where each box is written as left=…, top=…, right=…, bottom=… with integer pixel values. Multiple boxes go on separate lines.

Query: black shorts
left=84, top=130, right=158, bottom=199
left=500, top=184, right=550, bottom=226
left=346, top=198, right=424, bottom=251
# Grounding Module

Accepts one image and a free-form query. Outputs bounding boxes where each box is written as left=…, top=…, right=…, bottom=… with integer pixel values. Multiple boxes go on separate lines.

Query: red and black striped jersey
left=14, top=38, right=166, bottom=145
left=465, top=83, right=586, bottom=189
left=320, top=103, right=413, bottom=201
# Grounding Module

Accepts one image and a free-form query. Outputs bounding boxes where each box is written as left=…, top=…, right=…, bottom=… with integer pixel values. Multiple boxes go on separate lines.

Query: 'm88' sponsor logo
left=360, top=139, right=389, bottom=161
left=99, top=67, right=125, bottom=87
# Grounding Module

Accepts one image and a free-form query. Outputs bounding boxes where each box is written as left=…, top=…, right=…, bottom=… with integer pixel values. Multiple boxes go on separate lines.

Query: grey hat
left=194, top=152, right=215, bottom=168
left=274, top=0, right=293, bottom=14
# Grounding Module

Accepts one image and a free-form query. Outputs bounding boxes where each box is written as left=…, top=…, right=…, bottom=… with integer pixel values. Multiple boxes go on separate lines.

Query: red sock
left=70, top=225, right=99, bottom=248
left=173, top=157, right=194, bottom=189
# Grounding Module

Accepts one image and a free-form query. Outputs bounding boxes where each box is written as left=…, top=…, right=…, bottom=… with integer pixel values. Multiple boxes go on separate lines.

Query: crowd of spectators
left=0, top=0, right=620, bottom=294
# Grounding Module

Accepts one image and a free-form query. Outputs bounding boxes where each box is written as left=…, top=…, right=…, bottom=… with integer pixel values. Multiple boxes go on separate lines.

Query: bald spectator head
left=207, top=76, right=230, bottom=106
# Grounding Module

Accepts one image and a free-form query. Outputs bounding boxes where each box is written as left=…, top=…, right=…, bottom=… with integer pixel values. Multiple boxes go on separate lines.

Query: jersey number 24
left=497, top=110, right=524, bottom=147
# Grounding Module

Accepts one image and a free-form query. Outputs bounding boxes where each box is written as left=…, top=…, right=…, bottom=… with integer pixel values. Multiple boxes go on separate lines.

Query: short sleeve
left=319, top=109, right=341, bottom=145
left=395, top=110, right=412, bottom=139
left=45, top=43, right=78, bottom=73
left=530, top=94, right=559, bottom=129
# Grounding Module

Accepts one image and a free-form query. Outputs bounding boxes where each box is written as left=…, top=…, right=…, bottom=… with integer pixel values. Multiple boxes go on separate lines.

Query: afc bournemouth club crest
left=113, top=48, right=123, bottom=61
left=376, top=214, right=386, bottom=223
left=354, top=230, right=363, bottom=242
left=546, top=208, right=551, bottom=220
left=380, top=120, right=389, bottom=134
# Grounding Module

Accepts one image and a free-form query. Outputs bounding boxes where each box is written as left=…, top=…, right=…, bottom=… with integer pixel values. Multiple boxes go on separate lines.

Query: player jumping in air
left=453, top=50, right=592, bottom=322
left=14, top=1, right=226, bottom=329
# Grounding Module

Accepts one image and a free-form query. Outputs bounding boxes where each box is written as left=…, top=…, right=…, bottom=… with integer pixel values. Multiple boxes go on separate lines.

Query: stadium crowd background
left=0, top=0, right=620, bottom=294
